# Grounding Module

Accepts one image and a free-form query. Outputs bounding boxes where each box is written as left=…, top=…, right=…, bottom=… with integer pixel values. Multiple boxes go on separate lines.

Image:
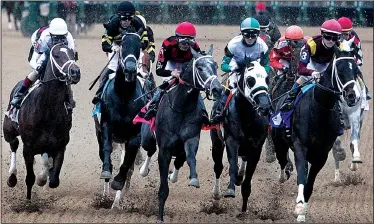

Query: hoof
left=279, top=175, right=287, bottom=183
left=139, top=167, right=150, bottom=177
left=156, top=219, right=164, bottom=223
left=100, top=171, right=112, bottom=179
left=49, top=178, right=60, bottom=188
left=188, top=178, right=200, bottom=188
left=111, top=179, right=124, bottom=191
left=224, top=188, right=235, bottom=198
left=349, top=162, right=358, bottom=171
left=36, top=175, right=48, bottom=187
left=235, top=175, right=244, bottom=186
left=213, top=193, right=221, bottom=200
left=168, top=173, right=178, bottom=183
left=7, top=174, right=17, bottom=187
left=297, top=215, right=306, bottom=223
left=293, top=202, right=306, bottom=217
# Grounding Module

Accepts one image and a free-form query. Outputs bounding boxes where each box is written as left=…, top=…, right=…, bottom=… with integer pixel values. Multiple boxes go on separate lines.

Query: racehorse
left=271, top=46, right=359, bottom=222
left=2, top=1, right=23, bottom=30
left=94, top=29, right=156, bottom=209
left=154, top=45, right=223, bottom=222
left=331, top=38, right=369, bottom=182
left=3, top=43, right=80, bottom=200
left=210, top=61, right=272, bottom=212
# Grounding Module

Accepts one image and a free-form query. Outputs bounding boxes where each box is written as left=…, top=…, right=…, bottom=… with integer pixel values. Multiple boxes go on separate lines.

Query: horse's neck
left=169, top=83, right=199, bottom=111
left=114, top=72, right=137, bottom=101
left=236, top=92, right=257, bottom=118
left=314, top=66, right=339, bottom=109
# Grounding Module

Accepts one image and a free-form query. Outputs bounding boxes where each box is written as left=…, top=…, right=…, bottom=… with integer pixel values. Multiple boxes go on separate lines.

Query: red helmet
left=338, top=17, right=353, bottom=32
left=175, top=21, right=196, bottom=38
left=285, top=25, right=304, bottom=40
left=255, top=2, right=266, bottom=11
left=321, top=19, right=342, bottom=35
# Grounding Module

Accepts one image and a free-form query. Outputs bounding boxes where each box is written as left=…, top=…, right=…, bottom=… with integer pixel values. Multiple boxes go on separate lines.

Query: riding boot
left=280, top=83, right=301, bottom=112
left=92, top=68, right=114, bottom=104
left=144, top=88, right=165, bottom=121
left=10, top=77, right=33, bottom=108
left=211, top=89, right=230, bottom=124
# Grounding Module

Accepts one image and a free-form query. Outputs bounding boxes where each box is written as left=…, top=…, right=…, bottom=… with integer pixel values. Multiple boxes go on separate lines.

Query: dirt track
left=1, top=13, right=373, bottom=223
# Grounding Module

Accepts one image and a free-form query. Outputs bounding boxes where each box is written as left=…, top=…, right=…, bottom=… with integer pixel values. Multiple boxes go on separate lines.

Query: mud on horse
left=94, top=29, right=156, bottom=209
left=271, top=46, right=359, bottom=222
left=3, top=43, right=80, bottom=200
left=210, top=61, right=272, bottom=212
left=153, top=45, right=222, bottom=222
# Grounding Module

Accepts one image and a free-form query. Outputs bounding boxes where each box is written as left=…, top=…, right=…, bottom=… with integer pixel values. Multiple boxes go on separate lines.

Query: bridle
left=41, top=43, right=77, bottom=84
left=119, top=32, right=141, bottom=72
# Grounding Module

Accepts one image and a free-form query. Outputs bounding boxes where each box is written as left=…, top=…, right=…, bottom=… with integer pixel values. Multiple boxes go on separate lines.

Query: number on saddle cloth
left=269, top=84, right=315, bottom=128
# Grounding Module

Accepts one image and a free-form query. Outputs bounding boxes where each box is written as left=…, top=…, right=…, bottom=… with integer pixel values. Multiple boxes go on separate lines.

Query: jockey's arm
left=221, top=45, right=234, bottom=72
left=297, top=44, right=314, bottom=76
left=145, top=26, right=156, bottom=61
left=269, top=49, right=284, bottom=70
left=66, top=32, right=76, bottom=51
left=352, top=32, right=363, bottom=66
left=260, top=50, right=271, bottom=73
left=140, top=29, right=149, bottom=51
left=155, top=44, right=173, bottom=77
left=102, top=29, right=114, bottom=53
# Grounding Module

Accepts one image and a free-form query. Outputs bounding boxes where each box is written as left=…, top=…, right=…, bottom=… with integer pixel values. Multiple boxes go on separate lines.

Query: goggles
left=286, top=39, right=305, bottom=48
left=323, top=34, right=340, bottom=42
left=242, top=32, right=259, bottom=39
left=120, top=15, right=134, bottom=21
left=341, top=31, right=351, bottom=37
left=178, top=37, right=195, bottom=46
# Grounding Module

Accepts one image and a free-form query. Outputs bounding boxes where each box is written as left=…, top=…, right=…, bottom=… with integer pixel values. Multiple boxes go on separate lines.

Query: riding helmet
left=49, top=18, right=68, bottom=35
left=117, top=1, right=136, bottom=16
left=253, top=13, right=270, bottom=30
left=240, top=17, right=260, bottom=32
left=337, top=17, right=353, bottom=32
left=285, top=25, right=304, bottom=40
left=321, top=19, right=342, bottom=35
left=175, top=21, right=196, bottom=38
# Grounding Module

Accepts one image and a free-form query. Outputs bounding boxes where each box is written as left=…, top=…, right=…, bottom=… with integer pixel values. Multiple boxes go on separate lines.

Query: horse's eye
left=246, top=76, right=256, bottom=88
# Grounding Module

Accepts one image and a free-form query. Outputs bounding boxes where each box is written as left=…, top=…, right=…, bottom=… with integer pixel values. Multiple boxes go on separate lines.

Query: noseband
left=119, top=33, right=141, bottom=72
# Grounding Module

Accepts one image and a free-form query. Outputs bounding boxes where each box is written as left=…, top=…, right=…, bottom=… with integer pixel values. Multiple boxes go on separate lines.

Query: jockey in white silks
left=211, top=17, right=271, bottom=124
left=10, top=18, right=76, bottom=108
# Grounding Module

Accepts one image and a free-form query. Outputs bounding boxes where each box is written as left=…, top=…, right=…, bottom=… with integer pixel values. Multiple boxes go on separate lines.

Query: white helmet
left=136, top=15, right=146, bottom=29
left=49, top=18, right=68, bottom=35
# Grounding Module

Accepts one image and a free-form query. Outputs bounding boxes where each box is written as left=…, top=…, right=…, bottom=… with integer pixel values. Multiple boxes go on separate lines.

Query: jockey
left=270, top=25, right=309, bottom=76
left=134, top=13, right=156, bottom=63
left=92, top=1, right=149, bottom=104
left=255, top=2, right=281, bottom=48
left=280, top=19, right=343, bottom=112
left=211, top=17, right=270, bottom=124
left=253, top=13, right=273, bottom=49
left=141, top=21, right=210, bottom=125
left=338, top=16, right=371, bottom=100
left=10, top=18, right=76, bottom=108
left=28, top=25, right=49, bottom=61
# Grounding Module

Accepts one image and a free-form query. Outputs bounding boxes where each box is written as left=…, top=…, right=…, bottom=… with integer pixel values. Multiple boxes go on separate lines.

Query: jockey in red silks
left=338, top=16, right=370, bottom=100
left=140, top=21, right=210, bottom=126
left=270, top=25, right=309, bottom=76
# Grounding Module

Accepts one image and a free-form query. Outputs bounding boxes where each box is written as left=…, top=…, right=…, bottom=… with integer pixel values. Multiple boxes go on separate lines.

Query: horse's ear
left=190, top=47, right=199, bottom=58
left=207, top=44, right=214, bottom=55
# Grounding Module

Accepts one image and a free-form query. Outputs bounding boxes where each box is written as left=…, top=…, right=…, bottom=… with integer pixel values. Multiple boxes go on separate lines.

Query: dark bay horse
left=3, top=43, right=81, bottom=200
left=155, top=46, right=223, bottom=222
left=94, top=30, right=153, bottom=208
left=210, top=61, right=272, bottom=212
left=272, top=47, right=359, bottom=222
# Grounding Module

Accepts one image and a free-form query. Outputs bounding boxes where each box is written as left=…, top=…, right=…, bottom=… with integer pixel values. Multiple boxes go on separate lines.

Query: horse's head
left=184, top=45, right=222, bottom=99
left=329, top=44, right=360, bottom=107
left=119, top=29, right=141, bottom=82
left=48, top=43, right=80, bottom=84
left=243, top=61, right=271, bottom=116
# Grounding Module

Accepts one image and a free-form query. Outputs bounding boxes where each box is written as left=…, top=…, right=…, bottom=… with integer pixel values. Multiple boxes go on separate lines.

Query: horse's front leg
left=140, top=124, right=157, bottom=177
left=7, top=138, right=19, bottom=187
left=184, top=136, right=200, bottom=188
left=349, top=111, right=362, bottom=169
left=49, top=149, right=66, bottom=188
left=332, top=137, right=345, bottom=182
left=157, top=147, right=173, bottom=222
left=100, top=121, right=113, bottom=179
left=23, top=148, right=35, bottom=200
left=224, top=136, right=239, bottom=198
left=210, top=128, right=225, bottom=200
left=36, top=153, right=52, bottom=187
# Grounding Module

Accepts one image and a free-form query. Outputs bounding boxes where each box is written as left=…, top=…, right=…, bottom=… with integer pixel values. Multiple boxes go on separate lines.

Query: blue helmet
left=240, top=17, right=261, bottom=32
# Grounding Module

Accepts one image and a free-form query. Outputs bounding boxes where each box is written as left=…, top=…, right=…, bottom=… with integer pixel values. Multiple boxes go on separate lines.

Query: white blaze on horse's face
left=244, top=61, right=268, bottom=99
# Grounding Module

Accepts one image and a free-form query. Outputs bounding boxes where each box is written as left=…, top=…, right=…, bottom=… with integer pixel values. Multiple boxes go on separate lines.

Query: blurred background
left=1, top=1, right=373, bottom=38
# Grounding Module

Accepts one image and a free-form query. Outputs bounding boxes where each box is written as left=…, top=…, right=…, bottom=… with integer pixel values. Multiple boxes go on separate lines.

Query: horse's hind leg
left=168, top=151, right=185, bottom=183
left=49, top=149, right=65, bottom=188
left=224, top=137, right=239, bottom=198
left=241, top=146, right=262, bottom=212
left=273, top=128, right=291, bottom=182
left=350, top=113, right=362, bottom=169
left=332, top=137, right=345, bottom=182
left=23, top=148, right=35, bottom=200
left=211, top=128, right=225, bottom=200
left=4, top=117, right=20, bottom=187
left=36, top=153, right=51, bottom=187
left=100, top=122, right=113, bottom=179
left=265, top=127, right=276, bottom=163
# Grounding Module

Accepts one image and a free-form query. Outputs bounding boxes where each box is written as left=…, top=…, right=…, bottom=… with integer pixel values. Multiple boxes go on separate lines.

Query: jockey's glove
left=149, top=51, right=155, bottom=63
left=111, top=45, right=121, bottom=53
left=281, top=66, right=289, bottom=73
left=36, top=65, right=44, bottom=74
left=311, top=71, right=321, bottom=79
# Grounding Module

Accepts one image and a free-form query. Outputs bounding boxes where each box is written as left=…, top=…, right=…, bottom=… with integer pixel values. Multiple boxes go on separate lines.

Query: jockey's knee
left=27, top=70, right=38, bottom=81
left=296, top=76, right=310, bottom=85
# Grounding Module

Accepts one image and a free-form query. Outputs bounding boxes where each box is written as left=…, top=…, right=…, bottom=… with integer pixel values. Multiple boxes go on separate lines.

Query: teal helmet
left=240, top=17, right=260, bottom=32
